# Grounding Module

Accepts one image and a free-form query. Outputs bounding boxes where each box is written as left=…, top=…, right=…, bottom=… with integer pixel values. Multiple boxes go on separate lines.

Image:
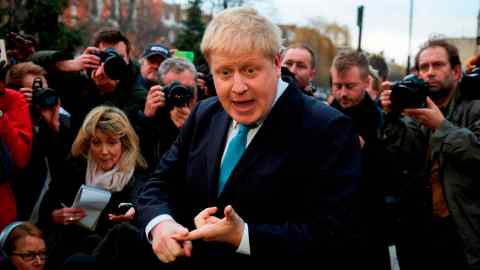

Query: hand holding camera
left=19, top=87, right=33, bottom=104
left=403, top=97, right=445, bottom=130
left=56, top=47, right=100, bottom=72
left=31, top=77, right=61, bottom=132
left=162, top=81, right=194, bottom=110
left=31, top=77, right=59, bottom=109
left=380, top=76, right=445, bottom=129
left=144, top=81, right=194, bottom=118
left=170, top=106, right=191, bottom=128
left=388, top=74, right=430, bottom=115
left=144, top=85, right=166, bottom=118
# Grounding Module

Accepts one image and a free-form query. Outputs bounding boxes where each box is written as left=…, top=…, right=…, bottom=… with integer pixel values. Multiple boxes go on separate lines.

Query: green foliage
left=1, top=0, right=83, bottom=54
left=173, top=0, right=206, bottom=65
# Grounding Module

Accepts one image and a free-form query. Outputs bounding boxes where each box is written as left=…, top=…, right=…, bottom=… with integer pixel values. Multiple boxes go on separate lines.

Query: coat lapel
left=205, top=111, right=231, bottom=202
left=218, top=85, right=302, bottom=200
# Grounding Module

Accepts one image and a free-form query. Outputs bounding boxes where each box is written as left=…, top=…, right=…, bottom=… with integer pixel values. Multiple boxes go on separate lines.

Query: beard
left=426, top=76, right=456, bottom=102
left=428, top=87, right=450, bottom=101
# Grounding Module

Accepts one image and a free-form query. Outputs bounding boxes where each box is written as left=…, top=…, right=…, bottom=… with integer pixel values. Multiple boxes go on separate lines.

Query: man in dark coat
left=136, top=7, right=362, bottom=269
left=329, top=49, right=390, bottom=269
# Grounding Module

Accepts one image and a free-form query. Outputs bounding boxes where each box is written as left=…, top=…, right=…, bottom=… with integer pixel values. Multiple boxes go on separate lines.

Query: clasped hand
left=151, top=205, right=245, bottom=263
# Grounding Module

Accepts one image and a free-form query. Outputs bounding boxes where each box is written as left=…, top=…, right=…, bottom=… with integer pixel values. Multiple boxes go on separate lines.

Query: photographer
left=135, top=44, right=170, bottom=92
left=29, top=28, right=143, bottom=134
left=137, top=57, right=197, bottom=169
left=5, top=62, right=71, bottom=222
left=0, top=63, right=32, bottom=230
left=379, top=39, right=480, bottom=269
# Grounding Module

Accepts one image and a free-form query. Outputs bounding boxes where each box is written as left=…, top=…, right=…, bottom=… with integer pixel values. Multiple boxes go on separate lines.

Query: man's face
left=92, top=41, right=129, bottom=92
left=141, top=55, right=164, bottom=82
left=163, top=69, right=197, bottom=104
left=331, top=66, right=368, bottom=109
left=210, top=51, right=281, bottom=125
left=281, top=48, right=315, bottom=90
left=417, top=46, right=460, bottom=93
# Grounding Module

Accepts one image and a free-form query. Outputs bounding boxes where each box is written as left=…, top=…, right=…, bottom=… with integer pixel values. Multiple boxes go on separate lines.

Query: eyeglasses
left=11, top=251, right=47, bottom=262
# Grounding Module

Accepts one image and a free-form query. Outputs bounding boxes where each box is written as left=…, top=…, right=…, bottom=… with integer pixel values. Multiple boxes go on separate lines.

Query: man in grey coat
left=380, top=39, right=480, bottom=270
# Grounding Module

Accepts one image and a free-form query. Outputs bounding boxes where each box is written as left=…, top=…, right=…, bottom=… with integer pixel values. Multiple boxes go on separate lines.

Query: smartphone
left=113, top=202, right=133, bottom=215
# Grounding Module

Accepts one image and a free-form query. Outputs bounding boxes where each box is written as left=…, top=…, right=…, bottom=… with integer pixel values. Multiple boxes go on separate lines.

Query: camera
left=197, top=72, right=216, bottom=100
left=163, top=81, right=194, bottom=109
left=92, top=48, right=128, bottom=80
left=195, top=63, right=217, bottom=100
left=458, top=66, right=480, bottom=100
left=32, top=77, right=59, bottom=109
left=281, top=66, right=295, bottom=85
left=389, top=74, right=430, bottom=114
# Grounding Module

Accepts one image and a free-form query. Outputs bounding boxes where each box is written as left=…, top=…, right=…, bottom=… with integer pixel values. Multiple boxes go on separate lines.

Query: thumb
left=425, top=96, right=436, bottom=109
left=176, top=226, right=189, bottom=236
left=224, top=205, right=239, bottom=222
left=171, top=226, right=189, bottom=240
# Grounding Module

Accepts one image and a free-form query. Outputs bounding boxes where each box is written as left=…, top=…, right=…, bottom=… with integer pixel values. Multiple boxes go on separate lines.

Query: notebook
left=72, top=184, right=112, bottom=230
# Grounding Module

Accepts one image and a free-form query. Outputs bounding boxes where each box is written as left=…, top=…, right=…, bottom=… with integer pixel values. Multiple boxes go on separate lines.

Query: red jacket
left=0, top=88, right=32, bottom=230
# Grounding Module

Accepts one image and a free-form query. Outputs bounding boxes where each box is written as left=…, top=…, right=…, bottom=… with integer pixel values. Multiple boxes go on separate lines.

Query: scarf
left=85, top=158, right=134, bottom=192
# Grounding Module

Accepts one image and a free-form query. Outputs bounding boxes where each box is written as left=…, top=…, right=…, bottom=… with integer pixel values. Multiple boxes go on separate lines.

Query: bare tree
left=309, top=16, right=351, bottom=48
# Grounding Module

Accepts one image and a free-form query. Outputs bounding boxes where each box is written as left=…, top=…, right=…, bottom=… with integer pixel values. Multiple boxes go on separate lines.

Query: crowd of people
left=0, top=6, right=479, bottom=270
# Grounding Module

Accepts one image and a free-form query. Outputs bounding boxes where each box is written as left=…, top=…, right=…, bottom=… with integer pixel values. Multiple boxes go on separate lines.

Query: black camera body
left=163, top=81, right=194, bottom=109
left=195, top=63, right=217, bottom=100
left=458, top=67, right=480, bottom=100
left=92, top=48, right=128, bottom=81
left=281, top=66, right=295, bottom=85
left=32, top=77, right=59, bottom=109
left=390, top=74, right=430, bottom=114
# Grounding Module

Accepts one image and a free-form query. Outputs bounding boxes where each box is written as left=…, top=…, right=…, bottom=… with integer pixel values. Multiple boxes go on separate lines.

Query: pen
left=60, top=202, right=68, bottom=208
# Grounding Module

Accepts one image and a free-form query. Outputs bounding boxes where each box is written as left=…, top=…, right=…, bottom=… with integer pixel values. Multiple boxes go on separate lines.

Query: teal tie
left=218, top=124, right=250, bottom=196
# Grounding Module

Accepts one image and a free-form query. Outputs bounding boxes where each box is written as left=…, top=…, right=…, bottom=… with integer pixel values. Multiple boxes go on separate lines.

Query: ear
left=453, top=64, right=462, bottom=82
left=274, top=53, right=281, bottom=77
left=309, top=68, right=316, bottom=81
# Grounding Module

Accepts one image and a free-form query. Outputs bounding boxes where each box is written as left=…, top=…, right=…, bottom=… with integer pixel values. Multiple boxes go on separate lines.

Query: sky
left=170, top=0, right=480, bottom=66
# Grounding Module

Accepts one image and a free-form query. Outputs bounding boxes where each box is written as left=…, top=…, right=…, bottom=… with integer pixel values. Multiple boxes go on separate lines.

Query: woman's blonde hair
left=71, top=106, right=147, bottom=171
left=201, top=7, right=282, bottom=62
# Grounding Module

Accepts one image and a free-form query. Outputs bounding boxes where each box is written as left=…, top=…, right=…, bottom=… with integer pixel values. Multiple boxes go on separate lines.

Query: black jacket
left=137, top=83, right=362, bottom=268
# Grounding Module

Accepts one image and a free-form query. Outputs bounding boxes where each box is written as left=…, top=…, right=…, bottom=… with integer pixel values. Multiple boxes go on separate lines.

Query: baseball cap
left=143, top=44, right=170, bottom=59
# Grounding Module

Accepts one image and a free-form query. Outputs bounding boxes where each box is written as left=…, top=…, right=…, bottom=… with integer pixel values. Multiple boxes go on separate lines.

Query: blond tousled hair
left=201, top=7, right=282, bottom=63
left=71, top=106, right=147, bottom=171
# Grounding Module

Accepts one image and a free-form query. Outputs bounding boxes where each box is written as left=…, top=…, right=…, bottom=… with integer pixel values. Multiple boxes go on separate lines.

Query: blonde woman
left=37, top=105, right=147, bottom=268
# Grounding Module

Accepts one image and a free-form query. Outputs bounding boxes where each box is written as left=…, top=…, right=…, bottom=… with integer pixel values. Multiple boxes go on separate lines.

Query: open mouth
left=232, top=100, right=255, bottom=112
